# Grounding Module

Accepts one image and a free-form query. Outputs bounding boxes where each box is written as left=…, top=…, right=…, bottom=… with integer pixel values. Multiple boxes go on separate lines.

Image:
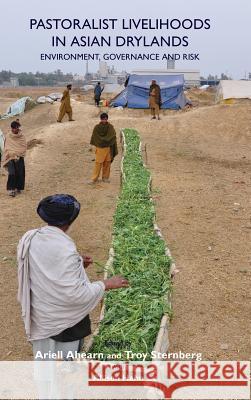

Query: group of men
left=0, top=86, right=118, bottom=197
left=0, top=93, right=127, bottom=364
left=57, top=79, right=162, bottom=121
left=1, top=79, right=162, bottom=196
left=1, top=80, right=162, bottom=364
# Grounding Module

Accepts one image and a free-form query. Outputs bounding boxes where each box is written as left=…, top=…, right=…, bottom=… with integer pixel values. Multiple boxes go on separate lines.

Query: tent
left=0, top=97, right=34, bottom=120
left=0, top=130, right=4, bottom=156
left=216, top=80, right=251, bottom=101
left=110, top=74, right=189, bottom=109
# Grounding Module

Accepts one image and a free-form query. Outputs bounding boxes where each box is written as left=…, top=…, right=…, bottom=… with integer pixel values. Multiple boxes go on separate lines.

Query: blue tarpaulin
left=110, top=74, right=189, bottom=109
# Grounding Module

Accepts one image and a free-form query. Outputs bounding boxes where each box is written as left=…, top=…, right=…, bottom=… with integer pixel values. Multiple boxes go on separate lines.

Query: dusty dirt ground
left=0, top=88, right=250, bottom=361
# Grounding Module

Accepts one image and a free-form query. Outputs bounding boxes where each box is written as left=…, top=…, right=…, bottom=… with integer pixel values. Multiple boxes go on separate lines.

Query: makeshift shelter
left=36, top=96, right=54, bottom=104
left=0, top=130, right=4, bottom=156
left=36, top=93, right=62, bottom=103
left=0, top=97, right=36, bottom=120
left=216, top=80, right=251, bottom=101
left=110, top=74, right=189, bottom=109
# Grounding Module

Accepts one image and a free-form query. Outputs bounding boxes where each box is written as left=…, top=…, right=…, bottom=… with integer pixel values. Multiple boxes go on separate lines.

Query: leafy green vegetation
left=91, top=128, right=171, bottom=360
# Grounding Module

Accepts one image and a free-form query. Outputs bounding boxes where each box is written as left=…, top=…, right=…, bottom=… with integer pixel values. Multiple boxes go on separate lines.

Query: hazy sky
left=0, top=0, right=250, bottom=78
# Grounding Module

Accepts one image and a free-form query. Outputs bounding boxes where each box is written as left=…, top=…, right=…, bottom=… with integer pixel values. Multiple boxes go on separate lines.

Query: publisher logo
left=88, top=361, right=250, bottom=399
left=0, top=360, right=249, bottom=399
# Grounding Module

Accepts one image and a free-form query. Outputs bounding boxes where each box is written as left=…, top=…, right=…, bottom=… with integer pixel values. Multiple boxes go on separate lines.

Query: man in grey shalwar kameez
left=17, top=194, right=128, bottom=361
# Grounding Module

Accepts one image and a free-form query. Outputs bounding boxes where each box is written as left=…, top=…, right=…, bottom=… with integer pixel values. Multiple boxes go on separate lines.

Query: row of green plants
left=91, top=129, right=171, bottom=360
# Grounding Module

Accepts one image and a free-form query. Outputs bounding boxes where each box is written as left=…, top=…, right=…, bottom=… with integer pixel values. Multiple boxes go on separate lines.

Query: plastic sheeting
left=199, top=85, right=210, bottom=90
left=0, top=97, right=32, bottom=119
left=47, top=93, right=62, bottom=101
left=0, top=130, right=5, bottom=156
left=36, top=96, right=54, bottom=104
left=36, top=93, right=62, bottom=103
left=110, top=74, right=189, bottom=109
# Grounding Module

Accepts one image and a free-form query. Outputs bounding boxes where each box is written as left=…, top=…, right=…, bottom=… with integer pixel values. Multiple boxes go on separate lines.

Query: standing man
left=89, top=113, right=118, bottom=184
left=17, top=194, right=129, bottom=360
left=149, top=80, right=161, bottom=120
left=57, top=84, right=74, bottom=122
left=1, top=120, right=27, bottom=197
left=94, top=82, right=104, bottom=107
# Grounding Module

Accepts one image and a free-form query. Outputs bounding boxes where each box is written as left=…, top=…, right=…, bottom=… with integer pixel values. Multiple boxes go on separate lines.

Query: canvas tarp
left=110, top=74, right=189, bottom=109
left=0, top=97, right=33, bottom=120
left=36, top=93, right=62, bottom=103
left=0, top=130, right=4, bottom=156
left=36, top=96, right=54, bottom=104
left=216, top=80, right=251, bottom=101
left=47, top=93, right=62, bottom=101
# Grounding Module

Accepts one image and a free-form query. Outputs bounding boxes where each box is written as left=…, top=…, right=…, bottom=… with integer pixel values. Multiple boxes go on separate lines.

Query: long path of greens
left=91, top=128, right=172, bottom=360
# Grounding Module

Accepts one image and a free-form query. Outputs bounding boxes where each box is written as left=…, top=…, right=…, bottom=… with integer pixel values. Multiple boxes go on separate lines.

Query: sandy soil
left=0, top=88, right=250, bottom=361
left=0, top=97, right=121, bottom=360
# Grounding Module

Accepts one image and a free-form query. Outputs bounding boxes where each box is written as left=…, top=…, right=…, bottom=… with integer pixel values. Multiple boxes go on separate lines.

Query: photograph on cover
left=0, top=0, right=250, bottom=398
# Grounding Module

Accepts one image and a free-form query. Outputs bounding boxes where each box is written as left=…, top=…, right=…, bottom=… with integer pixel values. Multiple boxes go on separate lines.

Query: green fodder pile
left=90, top=128, right=172, bottom=360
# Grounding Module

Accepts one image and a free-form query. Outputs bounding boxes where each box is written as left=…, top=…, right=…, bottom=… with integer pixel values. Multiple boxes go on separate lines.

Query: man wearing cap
left=89, top=113, right=118, bottom=184
left=17, top=194, right=128, bottom=360
left=57, top=84, right=74, bottom=122
left=1, top=120, right=27, bottom=197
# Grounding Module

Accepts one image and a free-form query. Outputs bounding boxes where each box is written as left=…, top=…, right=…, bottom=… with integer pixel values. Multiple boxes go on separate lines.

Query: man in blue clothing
left=94, top=82, right=104, bottom=106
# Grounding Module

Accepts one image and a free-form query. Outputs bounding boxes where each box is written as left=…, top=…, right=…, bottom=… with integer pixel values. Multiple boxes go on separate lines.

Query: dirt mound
left=24, top=98, right=37, bottom=112
left=186, top=87, right=217, bottom=107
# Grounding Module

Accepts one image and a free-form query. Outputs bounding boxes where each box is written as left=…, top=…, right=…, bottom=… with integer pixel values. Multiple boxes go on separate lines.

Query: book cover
left=0, top=0, right=250, bottom=398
